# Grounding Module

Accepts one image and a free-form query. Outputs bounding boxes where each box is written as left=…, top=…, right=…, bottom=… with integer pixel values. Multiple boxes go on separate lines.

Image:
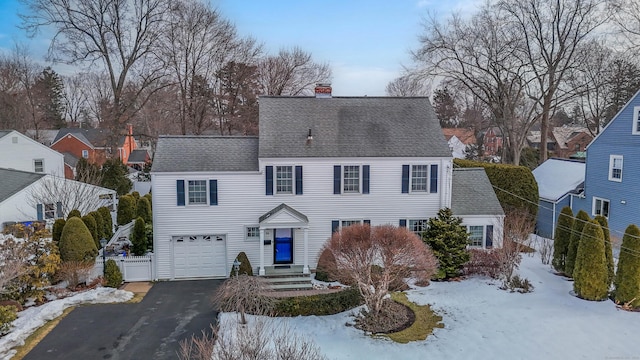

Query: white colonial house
left=151, top=92, right=504, bottom=280
left=0, top=130, right=65, bottom=176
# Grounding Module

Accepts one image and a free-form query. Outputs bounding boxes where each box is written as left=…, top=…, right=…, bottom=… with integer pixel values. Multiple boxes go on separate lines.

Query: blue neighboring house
left=571, top=89, right=640, bottom=240
left=533, top=158, right=585, bottom=238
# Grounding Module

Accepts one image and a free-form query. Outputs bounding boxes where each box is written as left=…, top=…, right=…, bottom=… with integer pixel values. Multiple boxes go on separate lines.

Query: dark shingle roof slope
left=258, top=97, right=451, bottom=158
left=451, top=168, right=504, bottom=216
left=53, top=128, right=125, bottom=147
left=127, top=149, right=149, bottom=163
left=63, top=152, right=79, bottom=168
left=151, top=136, right=259, bottom=172
left=0, top=131, right=11, bottom=139
left=0, top=168, right=45, bottom=203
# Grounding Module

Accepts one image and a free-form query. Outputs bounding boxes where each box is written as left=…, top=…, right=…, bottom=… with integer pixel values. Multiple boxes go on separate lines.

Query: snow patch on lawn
left=0, top=287, right=133, bottom=359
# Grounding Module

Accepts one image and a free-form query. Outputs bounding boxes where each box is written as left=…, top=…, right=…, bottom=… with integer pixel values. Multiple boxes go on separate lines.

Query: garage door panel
left=173, top=235, right=226, bottom=278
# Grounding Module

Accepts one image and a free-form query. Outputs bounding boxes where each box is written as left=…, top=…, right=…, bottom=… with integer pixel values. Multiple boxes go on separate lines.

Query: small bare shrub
left=463, top=249, right=501, bottom=279
left=537, top=236, right=553, bottom=265
left=500, top=275, right=534, bottom=293
left=56, top=261, right=94, bottom=289
left=177, top=325, right=216, bottom=360
left=213, top=275, right=274, bottom=324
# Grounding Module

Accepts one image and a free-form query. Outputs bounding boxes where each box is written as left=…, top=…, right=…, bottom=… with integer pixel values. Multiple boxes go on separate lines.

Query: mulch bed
left=353, top=299, right=415, bottom=334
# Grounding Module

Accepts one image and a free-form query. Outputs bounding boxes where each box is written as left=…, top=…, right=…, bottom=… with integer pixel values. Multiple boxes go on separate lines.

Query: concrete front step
left=263, top=276, right=311, bottom=283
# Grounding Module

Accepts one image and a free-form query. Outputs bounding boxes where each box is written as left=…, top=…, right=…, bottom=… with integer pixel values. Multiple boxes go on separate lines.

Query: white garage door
left=173, top=235, right=226, bottom=278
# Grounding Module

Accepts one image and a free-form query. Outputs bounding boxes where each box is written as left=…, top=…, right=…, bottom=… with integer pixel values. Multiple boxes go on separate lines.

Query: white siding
left=152, top=157, right=453, bottom=279
left=460, top=215, right=505, bottom=249
left=0, top=131, right=65, bottom=176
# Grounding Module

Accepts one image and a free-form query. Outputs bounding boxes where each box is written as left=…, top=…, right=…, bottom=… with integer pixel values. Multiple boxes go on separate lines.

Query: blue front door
left=274, top=228, right=293, bottom=264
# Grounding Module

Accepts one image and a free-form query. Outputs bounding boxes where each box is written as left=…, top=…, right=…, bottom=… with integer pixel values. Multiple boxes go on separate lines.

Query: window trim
left=468, top=225, right=484, bottom=247
left=81, top=149, right=89, bottom=158
left=187, top=180, right=208, bottom=205
left=632, top=106, right=640, bottom=135
left=245, top=226, right=260, bottom=241
left=410, top=165, right=428, bottom=192
left=44, top=203, right=55, bottom=219
left=592, top=197, right=610, bottom=218
left=34, top=159, right=44, bottom=173
left=275, top=165, right=293, bottom=194
left=608, top=155, right=623, bottom=182
left=408, top=219, right=428, bottom=238
left=342, top=165, right=362, bottom=194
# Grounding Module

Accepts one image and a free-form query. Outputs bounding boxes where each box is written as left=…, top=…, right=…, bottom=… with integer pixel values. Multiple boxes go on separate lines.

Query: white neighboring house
left=151, top=93, right=505, bottom=280
left=0, top=168, right=116, bottom=228
left=0, top=130, right=65, bottom=176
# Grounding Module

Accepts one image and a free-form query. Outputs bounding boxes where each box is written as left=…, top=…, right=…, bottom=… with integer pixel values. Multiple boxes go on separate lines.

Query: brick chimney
left=127, top=123, right=133, bottom=136
left=314, top=83, right=332, bottom=98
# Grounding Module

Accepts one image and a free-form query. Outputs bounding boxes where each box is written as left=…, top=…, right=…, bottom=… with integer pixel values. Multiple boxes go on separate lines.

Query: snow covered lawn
left=222, top=254, right=640, bottom=359
left=0, top=287, right=133, bottom=359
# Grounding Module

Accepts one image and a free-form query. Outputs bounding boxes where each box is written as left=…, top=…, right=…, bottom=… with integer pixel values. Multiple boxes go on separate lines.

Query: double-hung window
left=188, top=180, right=207, bottom=204
left=409, top=219, right=428, bottom=238
left=411, top=165, right=428, bottom=192
left=608, top=155, right=623, bottom=182
left=177, top=179, right=218, bottom=206
left=333, top=165, right=369, bottom=195
left=343, top=166, right=360, bottom=193
left=82, top=150, right=89, bottom=158
left=468, top=226, right=484, bottom=247
left=632, top=106, right=640, bottom=134
left=34, top=159, right=44, bottom=173
left=402, top=164, right=438, bottom=193
left=593, top=197, right=610, bottom=218
left=276, top=166, right=293, bottom=194
left=44, top=203, right=55, bottom=219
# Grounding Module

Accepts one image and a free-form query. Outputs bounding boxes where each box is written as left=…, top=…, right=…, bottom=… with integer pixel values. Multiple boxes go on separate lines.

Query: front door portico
left=258, top=203, right=309, bottom=275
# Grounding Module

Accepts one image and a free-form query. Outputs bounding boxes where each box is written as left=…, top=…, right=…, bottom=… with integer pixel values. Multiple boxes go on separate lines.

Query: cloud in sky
left=331, top=64, right=398, bottom=96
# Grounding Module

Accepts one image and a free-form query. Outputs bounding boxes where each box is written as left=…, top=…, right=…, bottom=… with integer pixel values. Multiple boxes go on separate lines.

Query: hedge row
left=274, top=287, right=363, bottom=317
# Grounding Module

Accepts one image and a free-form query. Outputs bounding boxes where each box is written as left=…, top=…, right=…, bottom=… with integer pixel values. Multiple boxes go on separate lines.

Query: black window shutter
left=399, top=219, right=406, bottom=227
left=402, top=165, right=409, bottom=193
left=177, top=180, right=185, bottom=206
left=362, top=165, right=370, bottom=194
left=36, top=204, right=43, bottom=221
left=486, top=225, right=493, bottom=248
left=333, top=165, right=341, bottom=194
left=430, top=164, right=438, bottom=193
left=209, top=180, right=218, bottom=205
left=56, top=202, right=63, bottom=218
left=266, top=166, right=273, bottom=195
left=295, top=166, right=303, bottom=195
left=331, top=220, right=340, bottom=233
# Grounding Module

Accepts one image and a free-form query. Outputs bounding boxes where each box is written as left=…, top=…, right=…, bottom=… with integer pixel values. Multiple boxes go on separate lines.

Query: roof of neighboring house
left=151, top=136, right=259, bottom=172
left=526, top=131, right=556, bottom=144
left=258, top=97, right=452, bottom=158
left=0, top=130, right=11, bottom=138
left=52, top=128, right=126, bottom=148
left=0, top=168, right=45, bottom=203
left=127, top=149, right=150, bottom=164
left=451, top=168, right=504, bottom=216
left=63, top=152, right=79, bottom=168
left=442, top=128, right=476, bottom=144
left=552, top=125, right=592, bottom=149
left=24, top=129, right=60, bottom=145
left=533, top=158, right=585, bottom=202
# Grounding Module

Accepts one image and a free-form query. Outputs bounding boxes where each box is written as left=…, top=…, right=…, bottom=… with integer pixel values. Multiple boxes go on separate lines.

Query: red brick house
left=482, top=127, right=503, bottom=156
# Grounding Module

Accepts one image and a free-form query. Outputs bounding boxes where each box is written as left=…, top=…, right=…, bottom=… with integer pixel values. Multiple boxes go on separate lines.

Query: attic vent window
left=12, top=136, right=17, bottom=143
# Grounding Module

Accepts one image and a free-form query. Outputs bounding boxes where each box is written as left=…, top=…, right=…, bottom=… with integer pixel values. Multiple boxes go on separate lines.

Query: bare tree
left=321, top=224, right=437, bottom=316
left=258, top=47, right=331, bottom=96
left=613, top=0, right=640, bottom=50
left=62, top=73, right=90, bottom=125
left=26, top=176, right=114, bottom=217
left=0, top=237, right=30, bottom=294
left=212, top=274, right=274, bottom=324
left=385, top=73, right=431, bottom=97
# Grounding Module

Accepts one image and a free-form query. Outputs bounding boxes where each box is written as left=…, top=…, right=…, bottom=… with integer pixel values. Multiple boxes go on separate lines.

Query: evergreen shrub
left=59, top=217, right=98, bottom=262
left=614, top=224, right=640, bottom=308
left=117, top=195, right=135, bottom=225
left=230, top=252, right=253, bottom=277
left=274, top=287, right=363, bottom=316
left=573, top=220, right=608, bottom=301
left=565, top=210, right=590, bottom=277
left=552, top=206, right=574, bottom=272
left=104, top=259, right=123, bottom=288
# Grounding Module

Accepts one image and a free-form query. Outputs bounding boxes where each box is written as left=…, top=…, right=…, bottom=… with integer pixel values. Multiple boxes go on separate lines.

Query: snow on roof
left=533, top=158, right=585, bottom=201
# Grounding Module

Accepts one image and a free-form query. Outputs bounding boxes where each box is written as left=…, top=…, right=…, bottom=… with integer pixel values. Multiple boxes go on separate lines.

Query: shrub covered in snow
left=573, top=220, right=608, bottom=301
left=614, top=224, right=640, bottom=309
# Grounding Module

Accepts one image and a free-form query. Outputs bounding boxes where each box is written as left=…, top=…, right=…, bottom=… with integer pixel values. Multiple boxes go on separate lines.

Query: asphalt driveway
left=24, top=279, right=222, bottom=360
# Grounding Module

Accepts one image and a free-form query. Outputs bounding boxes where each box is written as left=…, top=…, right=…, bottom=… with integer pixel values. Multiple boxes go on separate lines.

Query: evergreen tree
left=52, top=218, right=66, bottom=245
left=130, top=217, right=147, bottom=256
left=552, top=206, right=574, bottom=272
left=614, top=224, right=640, bottom=308
left=117, top=195, right=136, bottom=225
left=33, top=67, right=66, bottom=129
left=59, top=217, right=98, bottom=262
left=432, top=87, right=459, bottom=127
left=89, top=210, right=104, bottom=240
left=573, top=220, right=608, bottom=301
left=81, top=214, right=99, bottom=248
left=67, top=209, right=81, bottom=219
left=423, top=208, right=470, bottom=280
left=594, top=215, right=615, bottom=288
left=136, top=197, right=152, bottom=223
left=565, top=210, right=590, bottom=277
left=143, top=193, right=152, bottom=210
left=101, top=158, right=132, bottom=196
left=98, top=206, right=113, bottom=239
left=131, top=191, right=140, bottom=201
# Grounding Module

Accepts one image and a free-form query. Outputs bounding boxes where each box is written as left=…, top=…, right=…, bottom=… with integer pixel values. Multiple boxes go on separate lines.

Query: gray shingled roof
left=0, top=131, right=11, bottom=139
left=151, top=136, right=259, bottom=172
left=259, top=203, right=309, bottom=223
left=53, top=128, right=126, bottom=147
left=127, top=149, right=149, bottom=164
left=0, top=168, right=45, bottom=203
left=63, top=152, right=79, bottom=168
left=258, top=97, right=451, bottom=158
left=451, top=168, right=504, bottom=216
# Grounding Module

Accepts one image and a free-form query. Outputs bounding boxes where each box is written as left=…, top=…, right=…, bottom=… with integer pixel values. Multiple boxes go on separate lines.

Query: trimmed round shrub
left=573, top=220, right=608, bottom=301
left=67, top=209, right=81, bottom=219
left=552, top=206, right=574, bottom=272
left=117, top=195, right=136, bottom=225
left=131, top=191, right=140, bottom=201
left=98, top=206, right=113, bottom=239
left=614, top=224, right=640, bottom=308
left=130, top=217, right=147, bottom=256
left=594, top=215, right=615, bottom=287
left=81, top=214, right=99, bottom=248
left=59, top=217, right=98, bottom=263
left=104, top=259, right=123, bottom=288
left=230, top=252, right=253, bottom=277
left=135, top=197, right=152, bottom=223
left=315, top=248, right=337, bottom=282
left=52, top=218, right=66, bottom=244
left=565, top=210, right=590, bottom=277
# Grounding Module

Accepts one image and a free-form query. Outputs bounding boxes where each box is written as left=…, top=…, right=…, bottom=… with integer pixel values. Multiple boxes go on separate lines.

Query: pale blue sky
left=0, top=0, right=481, bottom=95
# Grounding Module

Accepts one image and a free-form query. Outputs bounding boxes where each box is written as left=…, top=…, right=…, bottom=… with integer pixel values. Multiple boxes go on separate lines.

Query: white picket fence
left=94, top=254, right=154, bottom=282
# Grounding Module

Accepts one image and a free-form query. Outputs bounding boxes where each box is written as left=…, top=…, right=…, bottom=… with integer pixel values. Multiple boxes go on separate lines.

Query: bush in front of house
left=573, top=220, right=609, bottom=301
left=67, top=209, right=81, bottom=219
left=274, top=287, right=363, bottom=317
left=104, top=259, right=123, bottom=288
left=463, top=249, right=502, bottom=279
left=59, top=217, right=98, bottom=263
left=117, top=195, right=136, bottom=225
left=143, top=193, right=152, bottom=210
left=0, top=305, right=18, bottom=335
left=423, top=208, right=469, bottom=280
left=552, top=206, right=574, bottom=273
left=229, top=252, right=253, bottom=277
left=52, top=218, right=66, bottom=244
left=56, top=260, right=94, bottom=289
left=594, top=215, right=615, bottom=287
left=89, top=210, right=104, bottom=240
left=130, top=217, right=147, bottom=256
left=81, top=214, right=99, bottom=248
left=614, top=224, right=640, bottom=309
left=98, top=206, right=113, bottom=239
left=135, top=196, right=152, bottom=223
left=213, top=274, right=273, bottom=324
left=565, top=210, right=590, bottom=277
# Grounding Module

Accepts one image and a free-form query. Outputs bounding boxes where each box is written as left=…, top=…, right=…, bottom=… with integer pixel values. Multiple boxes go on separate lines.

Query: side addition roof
left=0, top=168, right=45, bottom=203
left=451, top=168, right=504, bottom=216
left=151, top=136, right=259, bottom=173
left=533, top=158, right=585, bottom=202
left=127, top=149, right=150, bottom=164
left=258, top=97, right=452, bottom=158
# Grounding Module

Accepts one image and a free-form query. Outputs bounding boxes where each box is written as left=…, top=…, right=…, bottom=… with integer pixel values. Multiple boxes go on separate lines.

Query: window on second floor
left=632, top=106, right=640, bottom=135
left=411, top=165, right=428, bottom=192
left=82, top=150, right=89, bottom=158
left=343, top=165, right=360, bottom=193
left=276, top=166, right=293, bottom=194
left=402, top=164, right=438, bottom=194
left=593, top=197, right=610, bottom=218
left=34, top=159, right=44, bottom=173
left=176, top=179, right=218, bottom=206
left=333, top=165, right=369, bottom=195
left=608, top=155, right=623, bottom=182
left=188, top=180, right=207, bottom=204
